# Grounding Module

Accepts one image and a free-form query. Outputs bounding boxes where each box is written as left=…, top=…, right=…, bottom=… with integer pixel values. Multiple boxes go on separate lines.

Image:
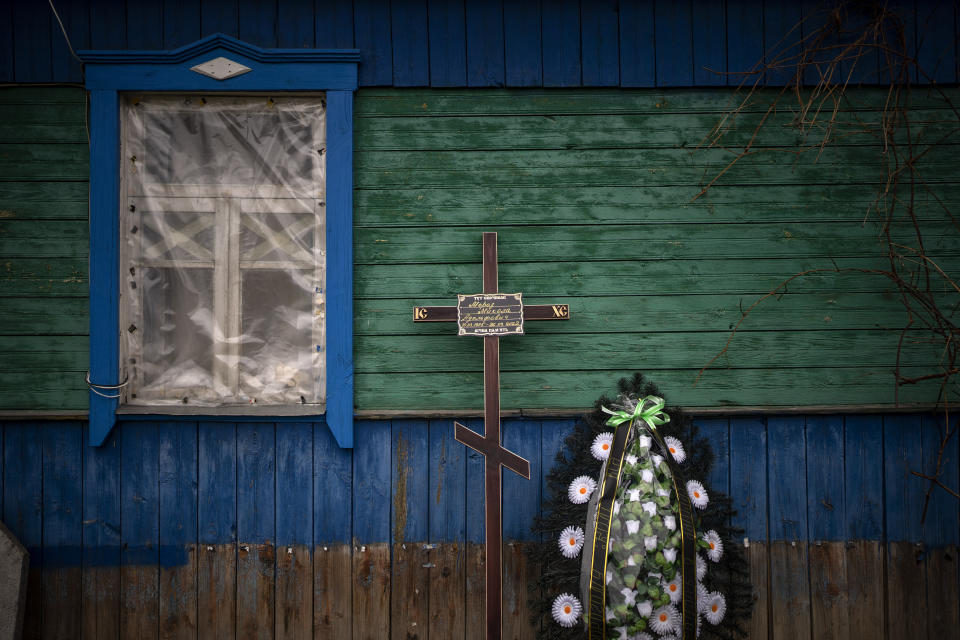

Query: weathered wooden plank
left=237, top=0, right=278, bottom=48
left=763, top=0, right=802, bottom=86
left=580, top=0, right=619, bottom=87
left=120, top=422, right=160, bottom=640
left=843, top=415, right=885, bottom=639
left=12, top=0, right=51, bottom=82
left=653, top=0, right=693, bottom=86
left=353, top=420, right=391, bottom=640
left=314, top=0, right=354, bottom=48
left=428, top=0, right=466, bottom=87
left=541, top=0, right=580, bottom=88
left=0, top=179, right=88, bottom=206
left=0, top=336, right=88, bottom=372
left=81, top=422, right=121, bottom=640
left=313, top=422, right=352, bottom=638
left=390, top=419, right=429, bottom=640
left=3, top=424, right=43, bottom=639
left=126, top=0, right=163, bottom=50
left=503, top=0, right=541, bottom=87
left=727, top=0, right=764, bottom=84
left=0, top=144, right=89, bottom=181
left=41, top=423, right=83, bottom=640
left=692, top=0, right=726, bottom=86
left=198, top=423, right=237, bottom=640
left=0, top=219, right=88, bottom=258
left=429, top=418, right=466, bottom=638
left=502, top=419, right=540, bottom=640
left=0, top=257, right=88, bottom=297
left=354, top=367, right=953, bottom=413
left=158, top=421, right=198, bottom=640
left=696, top=418, right=730, bottom=495
left=276, top=423, right=313, bottom=640
left=729, top=417, right=769, bottom=639
left=0, top=0, right=12, bottom=83
left=916, top=0, right=957, bottom=84
left=465, top=0, right=505, bottom=87
left=0, top=301, right=88, bottom=336
left=237, top=423, right=276, bottom=640
left=163, top=0, right=201, bottom=49
left=88, top=0, right=125, bottom=48
left=619, top=0, right=658, bottom=87
left=885, top=414, right=927, bottom=640
left=464, top=418, right=486, bottom=640
left=200, top=0, right=239, bottom=37
left=276, top=0, right=313, bottom=48
left=390, top=0, right=429, bottom=87
left=768, top=416, right=811, bottom=640
left=354, top=0, right=392, bottom=86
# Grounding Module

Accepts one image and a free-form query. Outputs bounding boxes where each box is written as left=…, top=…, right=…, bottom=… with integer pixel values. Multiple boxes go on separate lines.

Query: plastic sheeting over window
left=119, top=95, right=326, bottom=408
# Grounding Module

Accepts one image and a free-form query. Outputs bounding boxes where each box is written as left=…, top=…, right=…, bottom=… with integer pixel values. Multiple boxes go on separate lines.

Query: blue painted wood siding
left=4, top=0, right=958, bottom=86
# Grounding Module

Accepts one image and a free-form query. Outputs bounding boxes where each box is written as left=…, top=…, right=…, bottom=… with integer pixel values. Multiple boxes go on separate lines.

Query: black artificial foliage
left=527, top=373, right=752, bottom=639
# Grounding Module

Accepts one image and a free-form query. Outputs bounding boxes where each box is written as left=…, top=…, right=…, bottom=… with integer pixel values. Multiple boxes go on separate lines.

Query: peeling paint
left=435, top=438, right=446, bottom=505
left=0, top=210, right=15, bottom=218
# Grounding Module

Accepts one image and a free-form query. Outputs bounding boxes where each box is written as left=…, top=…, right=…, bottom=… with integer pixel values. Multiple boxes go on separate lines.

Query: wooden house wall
left=0, top=414, right=957, bottom=639
left=2, top=0, right=958, bottom=88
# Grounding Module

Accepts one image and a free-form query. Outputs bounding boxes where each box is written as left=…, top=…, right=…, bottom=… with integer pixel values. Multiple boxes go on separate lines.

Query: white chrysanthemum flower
left=636, top=633, right=654, bottom=640
left=641, top=469, right=654, bottom=483
left=551, top=593, right=582, bottom=628
left=636, top=600, right=653, bottom=618
left=664, top=547, right=677, bottom=563
left=605, top=607, right=616, bottom=622
left=664, top=575, right=682, bottom=603
left=614, top=626, right=629, bottom=640
left=613, top=500, right=621, bottom=516
left=652, top=454, right=664, bottom=467
left=591, top=432, right=614, bottom=460
left=628, top=489, right=641, bottom=502
left=627, top=554, right=636, bottom=567
left=649, top=604, right=680, bottom=634
left=656, top=486, right=670, bottom=497
left=620, top=587, right=637, bottom=606
left=697, top=612, right=703, bottom=637
left=696, top=582, right=710, bottom=612
left=626, top=520, right=641, bottom=535
left=644, top=535, right=658, bottom=551
left=567, top=475, right=597, bottom=504
left=626, top=454, right=638, bottom=466
left=664, top=515, right=676, bottom=531
left=687, top=479, right=709, bottom=509
left=638, top=435, right=652, bottom=449
left=641, top=501, right=657, bottom=517
left=696, top=553, right=707, bottom=581
left=704, top=529, right=724, bottom=562
left=664, top=436, right=686, bottom=463
left=659, top=635, right=679, bottom=640
left=704, top=592, right=726, bottom=625
left=558, top=526, right=584, bottom=558
left=606, top=569, right=613, bottom=584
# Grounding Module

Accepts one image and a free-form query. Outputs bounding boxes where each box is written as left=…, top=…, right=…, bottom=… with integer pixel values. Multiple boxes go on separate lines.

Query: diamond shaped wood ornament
left=189, top=56, right=252, bottom=80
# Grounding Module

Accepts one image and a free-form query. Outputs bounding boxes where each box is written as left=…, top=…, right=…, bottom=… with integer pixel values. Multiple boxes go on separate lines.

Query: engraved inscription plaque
left=457, top=292, right=524, bottom=336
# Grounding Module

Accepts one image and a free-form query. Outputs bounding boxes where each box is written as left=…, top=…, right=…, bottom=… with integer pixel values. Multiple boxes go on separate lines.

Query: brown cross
left=413, top=232, right=570, bottom=639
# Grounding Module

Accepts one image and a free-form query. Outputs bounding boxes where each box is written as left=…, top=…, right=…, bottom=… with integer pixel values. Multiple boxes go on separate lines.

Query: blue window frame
left=80, top=34, right=359, bottom=448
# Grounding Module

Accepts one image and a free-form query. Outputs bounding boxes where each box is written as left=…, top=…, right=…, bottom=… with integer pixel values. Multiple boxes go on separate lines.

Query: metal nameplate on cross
left=412, top=232, right=570, bottom=639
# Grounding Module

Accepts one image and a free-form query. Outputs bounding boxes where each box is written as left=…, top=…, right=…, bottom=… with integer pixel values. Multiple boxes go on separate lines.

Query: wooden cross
left=413, top=232, right=570, bottom=639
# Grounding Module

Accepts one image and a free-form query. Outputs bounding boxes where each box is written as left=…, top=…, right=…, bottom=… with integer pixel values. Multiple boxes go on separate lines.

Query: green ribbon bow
left=602, top=395, right=670, bottom=432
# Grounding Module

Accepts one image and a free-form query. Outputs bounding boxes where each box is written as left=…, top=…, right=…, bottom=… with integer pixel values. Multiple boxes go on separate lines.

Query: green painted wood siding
left=0, top=88, right=88, bottom=410
left=353, top=88, right=959, bottom=411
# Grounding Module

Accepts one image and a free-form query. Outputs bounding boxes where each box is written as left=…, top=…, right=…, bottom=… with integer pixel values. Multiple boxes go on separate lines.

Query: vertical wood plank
left=581, top=0, right=619, bottom=87
left=275, top=423, right=313, bottom=640
left=126, top=0, right=164, bottom=50
left=0, top=0, right=13, bottom=82
left=429, top=418, right=466, bottom=638
left=238, top=0, right=278, bottom=47
left=838, top=1, right=879, bottom=84
left=278, top=0, right=315, bottom=48
left=916, top=0, right=956, bottom=83
left=806, top=416, right=848, bottom=640
left=198, top=423, right=237, bottom=640
left=391, top=0, right=430, bottom=86
left=353, top=420, right=391, bottom=640
left=237, top=423, right=276, bottom=640
left=428, top=0, right=467, bottom=87
left=201, top=0, right=239, bottom=37
left=799, top=0, right=831, bottom=88
left=315, top=0, right=355, bottom=48
left=541, top=0, right=580, bottom=87
left=50, top=0, right=89, bottom=83
left=843, top=415, right=884, bottom=640
left=41, top=423, right=83, bottom=640
left=695, top=418, right=730, bottom=496
left=618, top=0, right=655, bottom=87
left=12, top=0, right=51, bottom=82
left=503, top=0, right=542, bottom=87
left=158, top=421, right=198, bottom=640
left=502, top=418, right=540, bottom=640
left=885, top=413, right=926, bottom=640
left=767, top=416, right=810, bottom=640
left=3, top=425, right=42, bottom=639
left=355, top=0, right=393, bottom=86
left=692, top=0, right=726, bottom=85
left=120, top=422, right=160, bottom=640
left=763, top=0, right=802, bottom=86
left=89, top=0, right=126, bottom=48
left=163, top=0, right=201, bottom=49
left=728, top=0, right=764, bottom=85
left=654, top=0, right=693, bottom=86
left=464, top=418, right=486, bottom=640
left=729, top=416, right=769, bottom=640
left=465, top=0, right=505, bottom=87
left=81, top=423, right=121, bottom=640
left=390, top=419, right=429, bottom=640
left=313, top=422, right=352, bottom=638
left=921, top=413, right=960, bottom=637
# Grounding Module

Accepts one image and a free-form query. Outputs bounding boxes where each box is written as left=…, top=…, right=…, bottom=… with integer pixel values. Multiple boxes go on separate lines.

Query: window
left=120, top=95, right=326, bottom=408
left=79, top=35, right=359, bottom=447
